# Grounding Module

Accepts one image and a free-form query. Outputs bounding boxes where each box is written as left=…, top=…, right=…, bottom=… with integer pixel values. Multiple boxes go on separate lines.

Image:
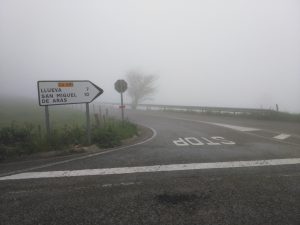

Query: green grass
left=0, top=97, right=87, bottom=128
left=92, top=119, right=138, bottom=148
left=0, top=97, right=138, bottom=160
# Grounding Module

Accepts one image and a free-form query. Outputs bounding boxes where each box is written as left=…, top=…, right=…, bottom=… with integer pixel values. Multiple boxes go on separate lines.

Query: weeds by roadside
left=92, top=119, right=137, bottom=148
left=0, top=119, right=138, bottom=161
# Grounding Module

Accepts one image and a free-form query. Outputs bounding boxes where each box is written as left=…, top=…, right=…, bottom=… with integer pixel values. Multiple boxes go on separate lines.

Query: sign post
left=85, top=103, right=91, bottom=144
left=121, top=91, right=124, bottom=121
left=114, top=79, right=128, bottom=122
left=45, top=105, right=50, bottom=138
left=37, top=80, right=103, bottom=144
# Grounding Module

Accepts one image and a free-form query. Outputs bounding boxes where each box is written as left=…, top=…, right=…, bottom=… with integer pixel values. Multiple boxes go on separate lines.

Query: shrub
left=0, top=119, right=138, bottom=160
left=92, top=119, right=138, bottom=148
left=0, top=123, right=36, bottom=159
left=92, top=127, right=121, bottom=148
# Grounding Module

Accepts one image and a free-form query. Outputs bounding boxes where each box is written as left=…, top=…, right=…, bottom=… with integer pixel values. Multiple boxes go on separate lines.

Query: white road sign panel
left=37, top=80, right=103, bottom=106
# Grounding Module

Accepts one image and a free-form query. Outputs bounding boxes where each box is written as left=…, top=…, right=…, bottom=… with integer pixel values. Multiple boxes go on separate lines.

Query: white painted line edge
left=273, top=133, right=291, bottom=140
left=164, top=115, right=261, bottom=132
left=160, top=115, right=300, bottom=146
left=0, top=126, right=157, bottom=177
left=209, top=123, right=261, bottom=132
left=1, top=158, right=299, bottom=181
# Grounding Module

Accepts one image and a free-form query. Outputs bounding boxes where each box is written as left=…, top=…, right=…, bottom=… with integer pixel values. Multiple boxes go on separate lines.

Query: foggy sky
left=1, top=0, right=300, bottom=112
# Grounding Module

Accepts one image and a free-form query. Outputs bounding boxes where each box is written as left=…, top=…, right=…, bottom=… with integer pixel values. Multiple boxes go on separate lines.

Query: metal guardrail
left=104, top=102, right=273, bottom=115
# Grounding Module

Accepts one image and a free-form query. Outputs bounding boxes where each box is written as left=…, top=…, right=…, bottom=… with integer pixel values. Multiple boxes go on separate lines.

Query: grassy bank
left=0, top=97, right=138, bottom=161
left=0, top=97, right=87, bottom=128
left=0, top=119, right=138, bottom=161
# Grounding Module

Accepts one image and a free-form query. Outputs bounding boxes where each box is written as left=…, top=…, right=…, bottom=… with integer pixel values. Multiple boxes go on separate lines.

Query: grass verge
left=0, top=118, right=138, bottom=161
left=0, top=97, right=139, bottom=161
left=0, top=119, right=138, bottom=161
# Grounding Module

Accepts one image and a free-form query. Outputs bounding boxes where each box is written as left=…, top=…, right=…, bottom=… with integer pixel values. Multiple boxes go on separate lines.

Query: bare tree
left=126, top=70, right=157, bottom=109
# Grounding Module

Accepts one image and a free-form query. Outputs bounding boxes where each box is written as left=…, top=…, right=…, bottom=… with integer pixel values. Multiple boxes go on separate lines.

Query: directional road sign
left=37, top=80, right=103, bottom=106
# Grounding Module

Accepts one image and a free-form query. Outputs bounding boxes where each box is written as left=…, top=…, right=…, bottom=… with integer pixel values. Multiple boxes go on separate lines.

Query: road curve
left=0, top=109, right=299, bottom=225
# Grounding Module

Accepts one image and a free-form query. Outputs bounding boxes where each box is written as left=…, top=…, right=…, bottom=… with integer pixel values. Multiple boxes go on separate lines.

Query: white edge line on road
left=163, top=115, right=260, bottom=132
left=209, top=122, right=260, bottom=132
left=159, top=115, right=300, bottom=147
left=1, top=158, right=299, bottom=181
left=0, top=126, right=157, bottom=177
left=273, top=133, right=291, bottom=140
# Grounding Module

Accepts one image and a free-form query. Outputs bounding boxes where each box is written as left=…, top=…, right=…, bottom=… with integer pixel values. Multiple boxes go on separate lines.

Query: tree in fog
left=126, top=70, right=157, bottom=109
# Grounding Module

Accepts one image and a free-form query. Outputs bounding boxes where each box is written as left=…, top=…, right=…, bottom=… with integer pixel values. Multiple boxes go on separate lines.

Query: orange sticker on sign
left=58, top=82, right=74, bottom=87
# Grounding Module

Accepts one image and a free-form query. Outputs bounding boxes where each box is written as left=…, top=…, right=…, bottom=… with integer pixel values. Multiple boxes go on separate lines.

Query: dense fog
left=1, top=0, right=299, bottom=112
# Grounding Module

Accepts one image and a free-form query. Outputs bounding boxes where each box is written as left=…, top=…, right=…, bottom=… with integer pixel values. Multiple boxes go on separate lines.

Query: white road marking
left=0, top=126, right=157, bottom=178
left=163, top=115, right=261, bottom=132
left=279, top=174, right=300, bottom=177
left=120, top=182, right=137, bottom=186
left=184, top=137, right=205, bottom=145
left=150, top=113, right=300, bottom=148
left=273, top=133, right=291, bottom=140
left=1, top=158, right=299, bottom=181
left=173, top=137, right=235, bottom=146
left=8, top=190, right=31, bottom=195
left=102, top=182, right=142, bottom=187
left=173, top=138, right=189, bottom=146
left=209, top=123, right=260, bottom=132
left=163, top=115, right=300, bottom=145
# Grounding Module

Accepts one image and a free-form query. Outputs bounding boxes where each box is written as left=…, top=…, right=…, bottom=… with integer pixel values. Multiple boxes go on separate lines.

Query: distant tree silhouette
left=126, top=70, right=157, bottom=109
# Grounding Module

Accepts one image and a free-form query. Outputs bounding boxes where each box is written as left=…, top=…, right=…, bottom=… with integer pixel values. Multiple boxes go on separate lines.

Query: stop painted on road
left=173, top=136, right=236, bottom=146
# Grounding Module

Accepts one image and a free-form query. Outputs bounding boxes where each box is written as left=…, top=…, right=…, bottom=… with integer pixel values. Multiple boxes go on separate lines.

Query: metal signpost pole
left=45, top=105, right=50, bottom=138
left=86, top=103, right=91, bottom=145
left=114, top=79, right=128, bottom=123
left=121, top=92, right=124, bottom=123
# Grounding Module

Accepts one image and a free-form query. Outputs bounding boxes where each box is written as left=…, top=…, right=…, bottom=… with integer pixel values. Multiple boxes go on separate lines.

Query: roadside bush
left=92, top=119, right=138, bottom=148
left=116, top=120, right=138, bottom=139
left=48, top=125, right=86, bottom=149
left=0, top=119, right=138, bottom=161
left=92, top=127, right=121, bottom=148
left=0, top=123, right=44, bottom=159
left=0, top=122, right=31, bottom=145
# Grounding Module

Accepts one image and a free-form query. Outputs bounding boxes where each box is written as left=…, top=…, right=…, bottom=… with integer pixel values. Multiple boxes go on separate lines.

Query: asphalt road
left=1, top=109, right=300, bottom=225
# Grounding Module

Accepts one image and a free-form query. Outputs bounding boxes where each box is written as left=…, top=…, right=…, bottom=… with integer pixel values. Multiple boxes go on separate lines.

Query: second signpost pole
left=121, top=92, right=124, bottom=123
left=114, top=79, right=128, bottom=124
left=86, top=103, right=91, bottom=145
